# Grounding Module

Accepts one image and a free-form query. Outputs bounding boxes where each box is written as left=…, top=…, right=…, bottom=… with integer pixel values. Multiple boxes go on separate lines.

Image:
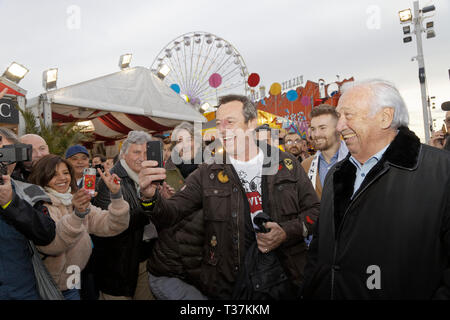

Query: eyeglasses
left=285, top=139, right=303, bottom=145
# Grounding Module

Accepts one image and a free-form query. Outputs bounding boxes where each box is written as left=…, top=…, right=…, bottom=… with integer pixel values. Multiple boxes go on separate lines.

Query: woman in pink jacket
left=29, top=154, right=130, bottom=300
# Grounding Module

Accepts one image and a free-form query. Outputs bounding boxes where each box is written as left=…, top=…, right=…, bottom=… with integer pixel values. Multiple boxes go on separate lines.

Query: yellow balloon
left=181, top=94, right=190, bottom=102
left=269, top=82, right=281, bottom=96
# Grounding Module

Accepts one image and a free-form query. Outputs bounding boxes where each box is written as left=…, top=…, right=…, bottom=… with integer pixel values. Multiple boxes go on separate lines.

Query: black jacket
left=0, top=180, right=56, bottom=299
left=302, top=127, right=450, bottom=300
left=91, top=161, right=152, bottom=297
left=147, top=159, right=204, bottom=287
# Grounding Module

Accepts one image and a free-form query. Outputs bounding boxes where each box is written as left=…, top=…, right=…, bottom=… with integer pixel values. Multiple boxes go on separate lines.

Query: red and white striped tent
left=26, top=66, right=206, bottom=145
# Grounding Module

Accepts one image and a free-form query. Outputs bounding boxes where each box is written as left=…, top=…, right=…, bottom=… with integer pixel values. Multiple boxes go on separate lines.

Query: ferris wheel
left=151, top=31, right=250, bottom=111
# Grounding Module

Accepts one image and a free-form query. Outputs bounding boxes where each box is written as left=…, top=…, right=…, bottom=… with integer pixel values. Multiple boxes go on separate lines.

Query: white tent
left=26, top=66, right=206, bottom=140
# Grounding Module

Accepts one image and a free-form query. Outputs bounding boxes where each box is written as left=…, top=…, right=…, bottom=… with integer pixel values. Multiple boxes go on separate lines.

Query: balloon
left=247, top=73, right=260, bottom=87
left=286, top=90, right=298, bottom=101
left=170, top=84, right=180, bottom=94
left=190, top=97, right=200, bottom=105
left=269, top=82, right=281, bottom=96
left=181, top=94, right=190, bottom=103
left=300, top=96, right=310, bottom=106
left=209, top=73, right=222, bottom=88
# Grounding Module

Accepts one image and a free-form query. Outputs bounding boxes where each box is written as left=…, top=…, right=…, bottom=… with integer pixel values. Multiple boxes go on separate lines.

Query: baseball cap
left=65, top=145, right=89, bottom=159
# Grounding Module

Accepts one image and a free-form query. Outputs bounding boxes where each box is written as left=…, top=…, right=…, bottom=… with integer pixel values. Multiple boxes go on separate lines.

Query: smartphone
left=147, top=140, right=164, bottom=184
left=146, top=140, right=163, bottom=168
left=83, top=168, right=97, bottom=195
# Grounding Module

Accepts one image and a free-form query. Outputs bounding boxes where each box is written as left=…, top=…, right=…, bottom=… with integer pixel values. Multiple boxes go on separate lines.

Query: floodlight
left=42, top=68, right=58, bottom=91
left=426, top=21, right=434, bottom=29
left=157, top=64, right=171, bottom=80
left=199, top=102, right=211, bottom=113
left=119, top=53, right=132, bottom=69
left=403, top=26, right=411, bottom=34
left=399, top=9, right=412, bottom=22
left=422, top=5, right=435, bottom=14
left=2, top=62, right=29, bottom=84
left=403, top=36, right=412, bottom=43
left=426, top=29, right=436, bottom=39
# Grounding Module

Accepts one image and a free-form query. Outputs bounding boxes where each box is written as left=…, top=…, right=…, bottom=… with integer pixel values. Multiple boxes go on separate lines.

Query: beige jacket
left=37, top=193, right=130, bottom=291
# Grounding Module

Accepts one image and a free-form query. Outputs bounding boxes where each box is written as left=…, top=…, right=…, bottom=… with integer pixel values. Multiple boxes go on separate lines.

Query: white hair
left=341, top=79, right=409, bottom=129
left=119, top=130, right=152, bottom=157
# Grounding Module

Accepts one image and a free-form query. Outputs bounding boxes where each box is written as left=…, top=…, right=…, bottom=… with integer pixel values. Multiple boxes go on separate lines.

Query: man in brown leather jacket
left=139, top=94, right=320, bottom=299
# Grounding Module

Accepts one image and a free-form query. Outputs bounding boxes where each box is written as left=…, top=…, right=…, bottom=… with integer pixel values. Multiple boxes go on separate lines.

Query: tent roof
left=27, top=66, right=206, bottom=123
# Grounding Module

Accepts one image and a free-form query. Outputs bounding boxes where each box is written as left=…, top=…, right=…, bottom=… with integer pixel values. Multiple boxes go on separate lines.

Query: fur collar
left=380, top=126, right=421, bottom=170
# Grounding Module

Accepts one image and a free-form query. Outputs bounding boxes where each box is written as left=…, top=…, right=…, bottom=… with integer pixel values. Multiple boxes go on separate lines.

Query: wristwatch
left=74, top=207, right=91, bottom=218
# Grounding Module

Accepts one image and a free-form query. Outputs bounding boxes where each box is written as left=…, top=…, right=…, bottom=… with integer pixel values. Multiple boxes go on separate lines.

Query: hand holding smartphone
left=83, top=168, right=96, bottom=195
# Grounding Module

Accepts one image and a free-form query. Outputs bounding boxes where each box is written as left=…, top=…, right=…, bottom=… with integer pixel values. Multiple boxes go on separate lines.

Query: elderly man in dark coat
left=302, top=79, right=450, bottom=300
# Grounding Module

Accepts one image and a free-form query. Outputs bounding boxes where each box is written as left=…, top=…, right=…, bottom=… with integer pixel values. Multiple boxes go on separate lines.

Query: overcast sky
left=1, top=0, right=449, bottom=141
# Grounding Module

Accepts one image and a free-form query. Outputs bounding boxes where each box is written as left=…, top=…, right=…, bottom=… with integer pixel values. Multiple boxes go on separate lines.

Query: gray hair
left=218, top=94, right=257, bottom=122
left=172, top=122, right=202, bottom=146
left=341, top=79, right=409, bottom=129
left=119, top=130, right=152, bottom=157
left=0, top=127, right=19, bottom=144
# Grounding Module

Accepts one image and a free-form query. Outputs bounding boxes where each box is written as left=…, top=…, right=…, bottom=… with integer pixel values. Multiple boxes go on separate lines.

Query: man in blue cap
left=65, top=145, right=90, bottom=188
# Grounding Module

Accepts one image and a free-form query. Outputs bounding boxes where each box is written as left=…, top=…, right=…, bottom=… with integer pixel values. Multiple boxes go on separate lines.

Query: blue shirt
left=349, top=144, right=390, bottom=196
left=318, top=150, right=340, bottom=187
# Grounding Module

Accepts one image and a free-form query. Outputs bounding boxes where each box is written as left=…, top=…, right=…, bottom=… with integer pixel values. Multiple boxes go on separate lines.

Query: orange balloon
left=269, top=82, right=282, bottom=96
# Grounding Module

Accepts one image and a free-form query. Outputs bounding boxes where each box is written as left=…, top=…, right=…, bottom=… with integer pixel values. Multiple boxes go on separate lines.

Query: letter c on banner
left=0, top=103, right=12, bottom=118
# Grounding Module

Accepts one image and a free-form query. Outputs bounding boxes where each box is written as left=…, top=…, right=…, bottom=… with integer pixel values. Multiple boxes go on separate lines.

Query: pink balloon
left=301, top=96, right=310, bottom=106
left=209, top=73, right=222, bottom=88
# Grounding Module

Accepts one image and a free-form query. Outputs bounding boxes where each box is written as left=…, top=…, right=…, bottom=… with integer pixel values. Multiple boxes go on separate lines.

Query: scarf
left=44, top=187, right=73, bottom=206
left=120, top=159, right=140, bottom=192
left=120, top=159, right=157, bottom=241
left=307, top=140, right=349, bottom=190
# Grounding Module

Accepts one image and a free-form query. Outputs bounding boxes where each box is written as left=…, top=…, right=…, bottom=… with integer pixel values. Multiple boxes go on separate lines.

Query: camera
left=0, top=143, right=32, bottom=184
left=94, top=163, right=104, bottom=177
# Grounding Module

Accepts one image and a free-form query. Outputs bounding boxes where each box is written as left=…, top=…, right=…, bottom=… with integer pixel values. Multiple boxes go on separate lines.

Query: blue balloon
left=286, top=90, right=298, bottom=102
left=170, top=84, right=180, bottom=94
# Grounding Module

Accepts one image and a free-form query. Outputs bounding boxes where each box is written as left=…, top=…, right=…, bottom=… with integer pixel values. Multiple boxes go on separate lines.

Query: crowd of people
left=0, top=79, right=449, bottom=300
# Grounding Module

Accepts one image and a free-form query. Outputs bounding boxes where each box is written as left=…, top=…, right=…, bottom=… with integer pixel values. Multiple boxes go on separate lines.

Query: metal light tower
left=399, top=1, right=436, bottom=142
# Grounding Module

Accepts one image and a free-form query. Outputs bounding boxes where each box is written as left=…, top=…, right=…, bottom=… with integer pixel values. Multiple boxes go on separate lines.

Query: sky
left=1, top=0, right=449, bottom=142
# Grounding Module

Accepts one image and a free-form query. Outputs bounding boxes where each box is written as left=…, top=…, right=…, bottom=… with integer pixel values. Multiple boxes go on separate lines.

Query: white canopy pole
left=41, top=93, right=52, bottom=127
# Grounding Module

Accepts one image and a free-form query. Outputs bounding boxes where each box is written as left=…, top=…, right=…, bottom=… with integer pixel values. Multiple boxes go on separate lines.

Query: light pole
left=399, top=1, right=436, bottom=143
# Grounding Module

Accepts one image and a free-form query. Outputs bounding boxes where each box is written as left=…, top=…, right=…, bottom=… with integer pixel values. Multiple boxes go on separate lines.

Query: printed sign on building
left=0, top=99, right=19, bottom=124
